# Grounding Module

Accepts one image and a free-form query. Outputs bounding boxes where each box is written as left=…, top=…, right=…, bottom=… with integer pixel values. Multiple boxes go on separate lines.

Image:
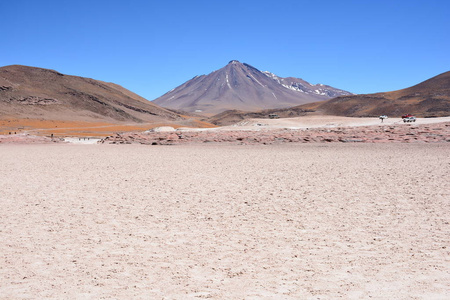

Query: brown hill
left=208, top=107, right=314, bottom=126
left=297, top=71, right=450, bottom=117
left=153, top=60, right=351, bottom=115
left=0, top=65, right=182, bottom=123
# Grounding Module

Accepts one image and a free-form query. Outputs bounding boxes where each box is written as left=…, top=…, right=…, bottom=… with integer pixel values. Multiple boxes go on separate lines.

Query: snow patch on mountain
left=226, top=73, right=232, bottom=89
left=263, top=71, right=352, bottom=97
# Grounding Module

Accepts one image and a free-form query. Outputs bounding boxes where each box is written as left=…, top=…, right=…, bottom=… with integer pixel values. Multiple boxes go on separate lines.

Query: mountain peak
left=153, top=61, right=353, bottom=115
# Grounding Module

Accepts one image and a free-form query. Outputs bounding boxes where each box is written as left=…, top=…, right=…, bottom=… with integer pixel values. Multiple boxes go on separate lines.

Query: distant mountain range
left=207, top=71, right=450, bottom=125
left=1, top=64, right=448, bottom=130
left=297, top=71, right=450, bottom=117
left=153, top=60, right=352, bottom=115
left=0, top=65, right=182, bottom=123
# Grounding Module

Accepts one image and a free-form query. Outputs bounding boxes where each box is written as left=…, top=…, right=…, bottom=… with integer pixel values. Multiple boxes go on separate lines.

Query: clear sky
left=1, top=0, right=449, bottom=99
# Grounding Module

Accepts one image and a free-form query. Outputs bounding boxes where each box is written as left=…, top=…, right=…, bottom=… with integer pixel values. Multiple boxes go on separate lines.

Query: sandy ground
left=63, top=138, right=102, bottom=145
left=0, top=143, right=449, bottom=299
left=219, top=116, right=450, bottom=131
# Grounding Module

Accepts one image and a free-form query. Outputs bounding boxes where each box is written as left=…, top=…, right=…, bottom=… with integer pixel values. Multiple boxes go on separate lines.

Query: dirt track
left=0, top=143, right=448, bottom=298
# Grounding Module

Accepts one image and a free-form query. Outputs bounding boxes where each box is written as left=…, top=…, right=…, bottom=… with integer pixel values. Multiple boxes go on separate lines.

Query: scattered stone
left=339, top=138, right=365, bottom=143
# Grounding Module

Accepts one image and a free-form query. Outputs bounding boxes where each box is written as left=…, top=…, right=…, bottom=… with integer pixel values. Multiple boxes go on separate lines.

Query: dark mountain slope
left=0, top=65, right=182, bottom=123
left=298, top=71, right=450, bottom=117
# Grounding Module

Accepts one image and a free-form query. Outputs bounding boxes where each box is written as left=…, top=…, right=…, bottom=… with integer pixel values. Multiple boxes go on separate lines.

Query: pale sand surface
left=176, top=116, right=450, bottom=132
left=224, top=116, right=450, bottom=130
left=0, top=143, right=449, bottom=299
left=62, top=137, right=102, bottom=145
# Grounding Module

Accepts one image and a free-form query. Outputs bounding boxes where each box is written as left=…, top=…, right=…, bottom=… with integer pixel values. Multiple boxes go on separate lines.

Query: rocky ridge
left=262, top=71, right=351, bottom=98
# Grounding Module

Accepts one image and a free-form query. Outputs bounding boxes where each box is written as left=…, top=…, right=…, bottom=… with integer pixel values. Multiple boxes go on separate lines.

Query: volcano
left=153, top=60, right=352, bottom=115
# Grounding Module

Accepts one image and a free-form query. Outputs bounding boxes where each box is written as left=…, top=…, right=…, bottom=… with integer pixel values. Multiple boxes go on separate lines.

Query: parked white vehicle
left=403, top=116, right=416, bottom=123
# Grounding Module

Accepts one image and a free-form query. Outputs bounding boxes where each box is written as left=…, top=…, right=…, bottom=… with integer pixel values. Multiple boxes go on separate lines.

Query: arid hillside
left=0, top=65, right=216, bottom=136
left=0, top=65, right=183, bottom=123
left=297, top=71, right=450, bottom=117
left=208, top=107, right=314, bottom=126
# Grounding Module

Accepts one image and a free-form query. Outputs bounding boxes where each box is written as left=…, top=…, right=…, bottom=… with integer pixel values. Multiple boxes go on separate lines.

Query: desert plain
left=0, top=117, right=449, bottom=299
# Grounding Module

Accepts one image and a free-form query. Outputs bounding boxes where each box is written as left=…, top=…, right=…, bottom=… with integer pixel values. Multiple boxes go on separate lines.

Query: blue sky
left=1, top=0, right=449, bottom=99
